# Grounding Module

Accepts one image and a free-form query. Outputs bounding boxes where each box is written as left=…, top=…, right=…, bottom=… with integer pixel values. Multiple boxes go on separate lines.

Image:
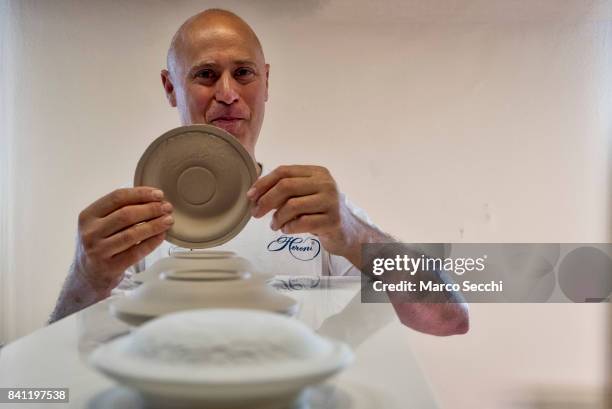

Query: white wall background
left=1, top=0, right=610, bottom=407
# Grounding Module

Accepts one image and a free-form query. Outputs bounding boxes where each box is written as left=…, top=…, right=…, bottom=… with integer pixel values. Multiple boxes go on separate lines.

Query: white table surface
left=0, top=277, right=439, bottom=408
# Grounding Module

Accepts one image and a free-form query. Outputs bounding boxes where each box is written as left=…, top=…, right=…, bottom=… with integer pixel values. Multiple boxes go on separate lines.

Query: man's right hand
left=73, top=187, right=174, bottom=295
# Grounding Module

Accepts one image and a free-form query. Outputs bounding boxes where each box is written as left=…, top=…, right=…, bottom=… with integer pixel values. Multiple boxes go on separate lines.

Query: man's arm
left=324, top=212, right=469, bottom=336
left=49, top=262, right=112, bottom=323
left=247, top=165, right=469, bottom=336
left=49, top=187, right=173, bottom=323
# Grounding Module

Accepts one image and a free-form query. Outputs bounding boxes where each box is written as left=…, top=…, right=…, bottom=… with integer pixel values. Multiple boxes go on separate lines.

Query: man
left=50, top=9, right=468, bottom=336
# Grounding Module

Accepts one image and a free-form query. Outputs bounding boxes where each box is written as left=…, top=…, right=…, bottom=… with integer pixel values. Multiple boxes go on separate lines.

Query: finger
left=252, top=177, right=319, bottom=218
left=109, top=232, right=166, bottom=273
left=83, top=187, right=164, bottom=219
left=99, top=214, right=174, bottom=257
left=97, top=201, right=173, bottom=238
left=281, top=214, right=327, bottom=235
left=246, top=165, right=313, bottom=203
left=271, top=195, right=326, bottom=230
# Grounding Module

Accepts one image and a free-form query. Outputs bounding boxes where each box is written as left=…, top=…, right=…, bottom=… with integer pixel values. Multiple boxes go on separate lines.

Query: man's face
left=162, top=19, right=269, bottom=157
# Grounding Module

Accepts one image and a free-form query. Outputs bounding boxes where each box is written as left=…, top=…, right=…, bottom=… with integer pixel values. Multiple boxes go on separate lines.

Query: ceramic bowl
left=90, top=309, right=353, bottom=409
left=112, top=274, right=298, bottom=326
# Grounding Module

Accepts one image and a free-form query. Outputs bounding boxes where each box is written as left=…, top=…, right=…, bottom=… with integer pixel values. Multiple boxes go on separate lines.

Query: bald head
left=160, top=8, right=270, bottom=157
left=167, top=9, right=265, bottom=79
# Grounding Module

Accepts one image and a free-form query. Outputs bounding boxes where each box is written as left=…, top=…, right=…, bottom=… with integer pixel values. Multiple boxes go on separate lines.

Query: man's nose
left=214, top=72, right=240, bottom=105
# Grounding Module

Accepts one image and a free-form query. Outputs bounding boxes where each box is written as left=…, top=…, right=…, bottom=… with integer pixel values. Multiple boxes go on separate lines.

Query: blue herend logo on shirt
left=267, top=236, right=321, bottom=261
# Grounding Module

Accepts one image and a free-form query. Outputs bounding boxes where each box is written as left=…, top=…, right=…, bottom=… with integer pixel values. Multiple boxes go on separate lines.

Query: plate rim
left=134, top=124, right=258, bottom=249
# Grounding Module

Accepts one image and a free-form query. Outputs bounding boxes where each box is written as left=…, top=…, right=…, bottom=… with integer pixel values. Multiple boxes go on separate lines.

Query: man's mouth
left=211, top=116, right=244, bottom=124
left=210, top=117, right=244, bottom=133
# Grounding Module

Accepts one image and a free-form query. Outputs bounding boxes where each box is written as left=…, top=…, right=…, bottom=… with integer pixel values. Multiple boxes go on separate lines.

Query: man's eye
left=195, top=69, right=216, bottom=79
left=235, top=68, right=254, bottom=78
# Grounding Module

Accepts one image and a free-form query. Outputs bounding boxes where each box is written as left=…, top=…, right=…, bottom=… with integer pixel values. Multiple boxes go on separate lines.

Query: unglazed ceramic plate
left=134, top=255, right=254, bottom=283
left=159, top=270, right=249, bottom=281
left=134, top=125, right=257, bottom=249
left=88, top=380, right=399, bottom=409
left=111, top=275, right=299, bottom=326
left=90, top=310, right=353, bottom=409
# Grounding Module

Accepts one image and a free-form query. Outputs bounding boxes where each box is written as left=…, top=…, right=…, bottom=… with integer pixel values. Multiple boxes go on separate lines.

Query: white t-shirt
left=117, top=194, right=371, bottom=290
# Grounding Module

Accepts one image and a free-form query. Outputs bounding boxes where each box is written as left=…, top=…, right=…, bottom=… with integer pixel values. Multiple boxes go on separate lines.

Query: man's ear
left=264, top=63, right=270, bottom=102
left=161, top=69, right=177, bottom=107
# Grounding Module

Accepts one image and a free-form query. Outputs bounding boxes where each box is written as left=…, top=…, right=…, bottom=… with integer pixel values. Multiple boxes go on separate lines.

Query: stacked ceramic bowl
left=91, top=125, right=349, bottom=408
left=91, top=309, right=353, bottom=409
left=111, top=249, right=298, bottom=326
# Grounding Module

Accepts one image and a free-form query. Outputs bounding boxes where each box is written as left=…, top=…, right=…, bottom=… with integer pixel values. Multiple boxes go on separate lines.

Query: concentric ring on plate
left=134, top=125, right=258, bottom=249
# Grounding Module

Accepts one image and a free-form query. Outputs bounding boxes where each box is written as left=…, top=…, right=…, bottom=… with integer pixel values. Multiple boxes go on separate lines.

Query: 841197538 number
left=1, top=388, right=69, bottom=403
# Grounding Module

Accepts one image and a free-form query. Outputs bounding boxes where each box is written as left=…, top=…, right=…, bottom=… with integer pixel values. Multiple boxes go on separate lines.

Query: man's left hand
left=246, top=165, right=470, bottom=336
left=247, top=165, right=361, bottom=262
